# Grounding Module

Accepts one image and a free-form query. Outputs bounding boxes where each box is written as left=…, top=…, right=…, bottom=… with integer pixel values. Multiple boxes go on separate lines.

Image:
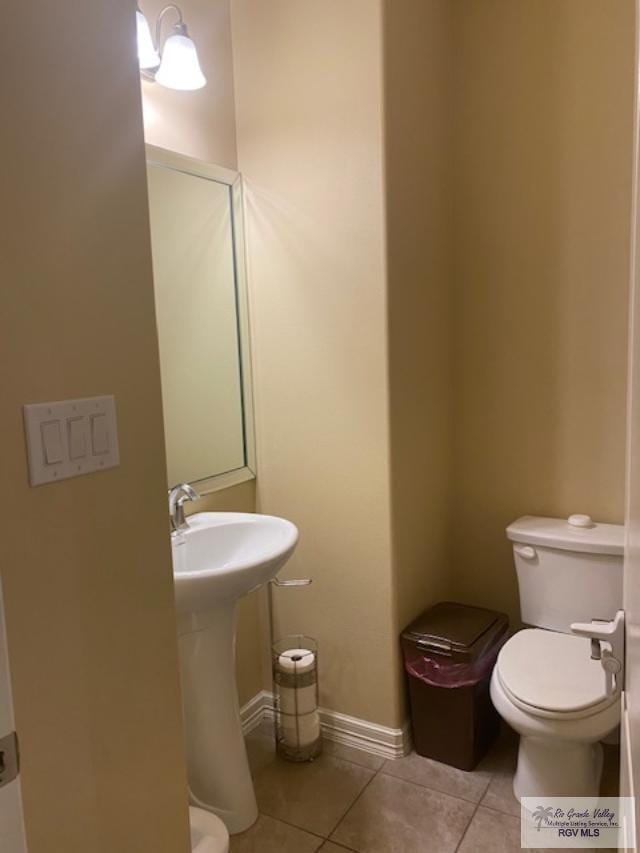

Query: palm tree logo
left=532, top=806, right=554, bottom=831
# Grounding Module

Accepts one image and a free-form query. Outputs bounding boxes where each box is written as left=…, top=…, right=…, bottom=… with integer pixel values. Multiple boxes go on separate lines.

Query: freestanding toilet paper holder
left=268, top=578, right=321, bottom=762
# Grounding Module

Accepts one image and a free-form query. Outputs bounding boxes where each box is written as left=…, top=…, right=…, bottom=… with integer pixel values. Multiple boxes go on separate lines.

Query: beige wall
left=230, top=0, right=634, bottom=726
left=1, top=2, right=190, bottom=850
left=141, top=0, right=237, bottom=167
left=383, top=1, right=453, bottom=689
left=231, top=0, right=402, bottom=727
left=450, top=0, right=635, bottom=623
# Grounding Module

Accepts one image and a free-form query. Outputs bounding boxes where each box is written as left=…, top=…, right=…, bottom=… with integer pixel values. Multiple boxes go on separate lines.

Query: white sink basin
left=172, top=512, right=298, bottom=617
left=171, top=511, right=298, bottom=835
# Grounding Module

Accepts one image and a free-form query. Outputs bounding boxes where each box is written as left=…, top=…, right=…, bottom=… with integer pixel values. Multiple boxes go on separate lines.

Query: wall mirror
left=146, top=144, right=255, bottom=493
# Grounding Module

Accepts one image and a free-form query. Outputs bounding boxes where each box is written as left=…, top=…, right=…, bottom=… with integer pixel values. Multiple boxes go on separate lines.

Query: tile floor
left=232, top=720, right=620, bottom=853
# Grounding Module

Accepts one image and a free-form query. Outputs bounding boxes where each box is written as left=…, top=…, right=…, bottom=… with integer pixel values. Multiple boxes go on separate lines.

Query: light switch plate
left=23, top=395, right=119, bottom=486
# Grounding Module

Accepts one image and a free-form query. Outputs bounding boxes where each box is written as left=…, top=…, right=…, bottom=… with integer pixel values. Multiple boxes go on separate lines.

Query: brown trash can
left=401, top=601, right=509, bottom=771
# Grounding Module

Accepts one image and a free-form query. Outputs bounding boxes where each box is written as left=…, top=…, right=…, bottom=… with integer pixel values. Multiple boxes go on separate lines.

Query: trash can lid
left=402, top=601, right=508, bottom=658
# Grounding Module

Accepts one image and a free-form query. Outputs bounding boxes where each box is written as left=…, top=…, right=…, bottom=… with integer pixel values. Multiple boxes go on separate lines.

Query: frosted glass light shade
left=136, top=9, right=160, bottom=69
left=155, top=33, right=206, bottom=91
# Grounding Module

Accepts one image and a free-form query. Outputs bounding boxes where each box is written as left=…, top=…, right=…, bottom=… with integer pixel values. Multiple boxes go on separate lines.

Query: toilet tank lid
left=506, top=515, right=624, bottom=555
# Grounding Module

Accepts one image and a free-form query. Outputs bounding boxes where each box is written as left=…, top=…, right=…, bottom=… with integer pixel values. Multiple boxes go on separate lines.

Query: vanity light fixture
left=136, top=4, right=206, bottom=91
left=136, top=7, right=160, bottom=70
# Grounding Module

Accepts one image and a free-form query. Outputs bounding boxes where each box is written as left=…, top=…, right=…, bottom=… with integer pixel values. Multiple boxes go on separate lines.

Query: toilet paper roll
left=278, top=684, right=317, bottom=716
left=280, top=711, right=321, bottom=748
left=277, top=649, right=315, bottom=675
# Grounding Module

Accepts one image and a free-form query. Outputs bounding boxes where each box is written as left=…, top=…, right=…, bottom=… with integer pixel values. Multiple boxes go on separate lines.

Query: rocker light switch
left=68, top=417, right=87, bottom=460
left=41, top=421, right=63, bottom=464
left=90, top=413, right=109, bottom=455
left=24, top=396, right=119, bottom=486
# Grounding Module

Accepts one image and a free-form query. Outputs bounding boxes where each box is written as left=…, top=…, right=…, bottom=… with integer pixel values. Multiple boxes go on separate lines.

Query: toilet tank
left=506, top=515, right=624, bottom=633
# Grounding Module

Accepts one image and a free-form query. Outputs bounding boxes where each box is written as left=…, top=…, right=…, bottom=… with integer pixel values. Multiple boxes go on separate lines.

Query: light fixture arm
left=155, top=4, right=187, bottom=49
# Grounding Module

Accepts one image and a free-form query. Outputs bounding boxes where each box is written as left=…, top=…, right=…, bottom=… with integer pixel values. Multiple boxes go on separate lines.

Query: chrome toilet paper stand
left=268, top=577, right=321, bottom=761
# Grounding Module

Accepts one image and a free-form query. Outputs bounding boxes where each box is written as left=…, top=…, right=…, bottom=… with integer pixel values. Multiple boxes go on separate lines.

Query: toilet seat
left=496, top=629, right=618, bottom=720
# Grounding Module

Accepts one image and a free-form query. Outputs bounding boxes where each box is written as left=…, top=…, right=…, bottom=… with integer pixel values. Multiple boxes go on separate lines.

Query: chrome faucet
left=168, top=483, right=200, bottom=534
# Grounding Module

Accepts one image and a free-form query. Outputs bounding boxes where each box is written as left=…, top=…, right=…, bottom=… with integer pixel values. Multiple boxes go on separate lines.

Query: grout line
left=323, top=751, right=387, bottom=774
left=453, top=797, right=482, bottom=853
left=247, top=728, right=384, bottom=776
left=318, top=838, right=359, bottom=852
left=478, top=800, right=520, bottom=819
left=378, top=763, right=492, bottom=806
left=372, top=765, right=494, bottom=825
left=478, top=780, right=521, bottom=819
left=253, top=810, right=326, bottom=841
left=379, top=771, right=492, bottom=812
left=477, top=803, right=521, bottom=821
left=324, top=765, right=380, bottom=844
left=248, top=737, right=383, bottom=847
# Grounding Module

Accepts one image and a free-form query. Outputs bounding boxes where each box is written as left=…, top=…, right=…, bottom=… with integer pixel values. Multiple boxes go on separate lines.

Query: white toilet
left=189, top=806, right=230, bottom=853
left=490, top=514, right=624, bottom=800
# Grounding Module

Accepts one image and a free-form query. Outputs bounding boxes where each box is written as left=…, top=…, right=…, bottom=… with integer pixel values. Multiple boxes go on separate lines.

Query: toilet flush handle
left=570, top=610, right=625, bottom=696
left=514, top=544, right=537, bottom=560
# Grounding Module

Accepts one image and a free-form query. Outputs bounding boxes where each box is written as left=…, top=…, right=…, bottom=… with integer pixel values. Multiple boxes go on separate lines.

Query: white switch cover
left=23, top=396, right=119, bottom=486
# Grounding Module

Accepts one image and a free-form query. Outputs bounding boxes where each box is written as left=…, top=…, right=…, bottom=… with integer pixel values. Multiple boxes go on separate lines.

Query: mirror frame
left=145, top=144, right=256, bottom=494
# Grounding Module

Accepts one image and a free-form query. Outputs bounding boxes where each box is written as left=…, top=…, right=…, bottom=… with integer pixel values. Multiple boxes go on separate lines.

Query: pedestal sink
left=171, top=512, right=298, bottom=834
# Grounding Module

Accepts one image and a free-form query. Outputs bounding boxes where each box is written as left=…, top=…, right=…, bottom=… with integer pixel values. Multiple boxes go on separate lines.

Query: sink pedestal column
left=178, top=603, right=258, bottom=835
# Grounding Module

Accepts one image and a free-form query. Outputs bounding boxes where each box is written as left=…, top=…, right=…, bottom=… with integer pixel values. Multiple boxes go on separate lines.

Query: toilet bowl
left=189, top=806, right=230, bottom=853
left=491, top=514, right=624, bottom=800
left=490, top=628, right=620, bottom=798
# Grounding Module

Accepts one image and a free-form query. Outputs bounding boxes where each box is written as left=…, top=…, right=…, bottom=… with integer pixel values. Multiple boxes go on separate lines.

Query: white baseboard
left=240, top=690, right=409, bottom=760
left=240, top=690, right=272, bottom=736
